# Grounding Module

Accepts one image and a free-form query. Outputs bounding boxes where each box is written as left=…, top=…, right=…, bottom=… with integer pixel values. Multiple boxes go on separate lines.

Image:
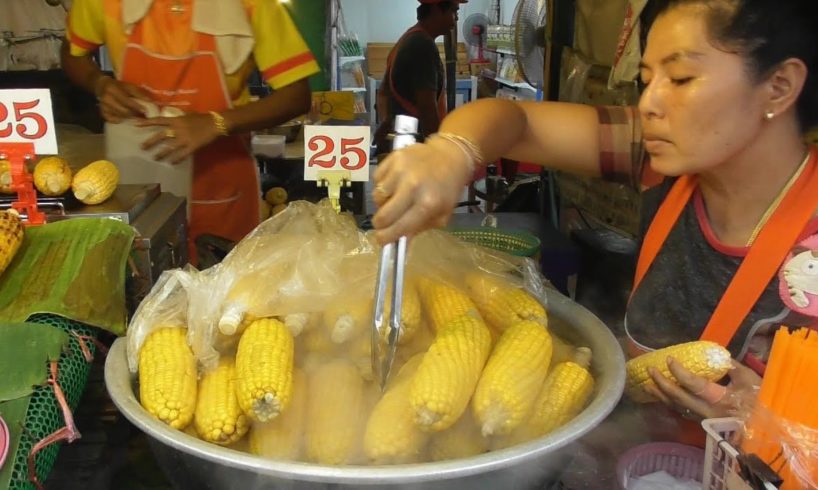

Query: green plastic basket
left=7, top=314, right=97, bottom=490
left=448, top=227, right=541, bottom=258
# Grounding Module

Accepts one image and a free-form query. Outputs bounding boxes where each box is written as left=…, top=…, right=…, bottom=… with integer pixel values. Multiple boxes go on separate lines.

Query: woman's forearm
left=439, top=98, right=602, bottom=177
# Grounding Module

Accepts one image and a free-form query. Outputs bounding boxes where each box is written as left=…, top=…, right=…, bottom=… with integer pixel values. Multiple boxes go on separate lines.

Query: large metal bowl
left=105, top=289, right=625, bottom=490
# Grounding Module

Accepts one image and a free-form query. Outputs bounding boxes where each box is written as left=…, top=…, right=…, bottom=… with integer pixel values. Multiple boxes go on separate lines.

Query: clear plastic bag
left=126, top=266, right=199, bottom=373
left=739, top=402, right=818, bottom=489
left=129, top=200, right=549, bottom=373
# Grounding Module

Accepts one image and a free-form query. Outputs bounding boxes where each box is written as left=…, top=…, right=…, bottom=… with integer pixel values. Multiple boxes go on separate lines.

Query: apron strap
left=631, top=147, right=818, bottom=347
left=701, top=147, right=818, bottom=345
left=386, top=26, right=427, bottom=118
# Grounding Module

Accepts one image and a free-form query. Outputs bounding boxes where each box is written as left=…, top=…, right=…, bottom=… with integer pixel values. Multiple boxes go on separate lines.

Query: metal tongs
left=372, top=115, right=419, bottom=390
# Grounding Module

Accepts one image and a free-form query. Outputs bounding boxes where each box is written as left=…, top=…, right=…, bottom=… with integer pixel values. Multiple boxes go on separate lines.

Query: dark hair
left=649, top=0, right=818, bottom=130
left=417, top=1, right=454, bottom=21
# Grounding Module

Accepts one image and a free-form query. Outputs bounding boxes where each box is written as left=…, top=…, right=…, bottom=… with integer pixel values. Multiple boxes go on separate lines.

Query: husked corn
left=472, top=321, right=553, bottom=436
left=363, top=355, right=428, bottom=464
left=428, top=410, right=488, bottom=461
left=464, top=272, right=547, bottom=332
left=410, top=315, right=492, bottom=432
left=626, top=341, right=732, bottom=403
left=194, top=357, right=249, bottom=445
left=416, top=277, right=481, bottom=333
left=138, top=326, right=197, bottom=430
left=235, top=318, right=295, bottom=422
left=305, top=359, right=366, bottom=465
left=249, top=369, right=308, bottom=460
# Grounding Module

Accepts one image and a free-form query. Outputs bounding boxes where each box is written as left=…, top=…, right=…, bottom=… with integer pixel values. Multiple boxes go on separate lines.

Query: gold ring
left=374, top=184, right=389, bottom=196
left=165, top=129, right=176, bottom=139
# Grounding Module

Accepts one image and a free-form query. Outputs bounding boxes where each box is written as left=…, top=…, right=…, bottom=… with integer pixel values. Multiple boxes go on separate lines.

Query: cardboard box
left=367, top=42, right=470, bottom=79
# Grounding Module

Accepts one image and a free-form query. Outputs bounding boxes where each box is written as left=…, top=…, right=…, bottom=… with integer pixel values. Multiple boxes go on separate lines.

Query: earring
left=765, top=111, right=775, bottom=120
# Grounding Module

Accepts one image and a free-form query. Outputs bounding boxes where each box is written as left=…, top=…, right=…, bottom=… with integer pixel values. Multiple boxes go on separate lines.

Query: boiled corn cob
left=472, top=321, right=553, bottom=436
left=323, top=295, right=373, bottom=344
left=527, top=347, right=594, bottom=437
left=410, top=315, right=492, bottom=432
left=626, top=340, right=732, bottom=403
left=138, top=326, right=197, bottom=430
left=0, top=209, right=24, bottom=276
left=0, top=159, right=12, bottom=193
left=305, top=359, right=365, bottom=465
left=249, top=369, right=307, bottom=460
left=416, top=277, right=481, bottom=333
left=428, top=410, right=488, bottom=461
left=464, top=273, right=547, bottom=333
left=33, top=156, right=72, bottom=196
left=363, top=354, right=428, bottom=464
left=194, top=357, right=249, bottom=445
left=71, top=160, right=119, bottom=205
left=235, top=318, right=295, bottom=422
left=283, top=312, right=315, bottom=337
left=381, top=279, right=423, bottom=345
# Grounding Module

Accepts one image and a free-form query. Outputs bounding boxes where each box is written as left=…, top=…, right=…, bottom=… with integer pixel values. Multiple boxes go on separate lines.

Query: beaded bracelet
left=429, top=132, right=485, bottom=173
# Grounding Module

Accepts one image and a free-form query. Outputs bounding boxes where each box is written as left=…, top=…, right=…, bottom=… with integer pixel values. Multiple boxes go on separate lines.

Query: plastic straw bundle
left=742, top=328, right=818, bottom=489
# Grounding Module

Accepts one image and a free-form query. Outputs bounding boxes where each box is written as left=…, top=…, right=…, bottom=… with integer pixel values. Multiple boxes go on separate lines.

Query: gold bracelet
left=94, top=75, right=113, bottom=98
left=209, top=111, right=229, bottom=136
left=429, top=132, right=485, bottom=172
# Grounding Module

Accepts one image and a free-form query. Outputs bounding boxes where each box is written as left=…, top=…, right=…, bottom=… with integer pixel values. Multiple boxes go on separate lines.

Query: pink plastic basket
left=617, top=442, right=706, bottom=489
left=0, top=414, right=9, bottom=471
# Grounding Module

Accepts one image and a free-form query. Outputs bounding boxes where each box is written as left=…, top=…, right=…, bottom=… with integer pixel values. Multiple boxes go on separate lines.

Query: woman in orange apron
left=62, top=0, right=320, bottom=264
left=369, top=0, right=818, bottom=437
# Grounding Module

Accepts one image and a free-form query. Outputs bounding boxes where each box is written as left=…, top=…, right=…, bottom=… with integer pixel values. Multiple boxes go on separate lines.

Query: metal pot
left=104, top=289, right=625, bottom=490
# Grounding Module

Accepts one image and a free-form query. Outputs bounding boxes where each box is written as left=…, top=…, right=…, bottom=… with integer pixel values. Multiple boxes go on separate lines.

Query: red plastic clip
left=0, top=142, right=45, bottom=226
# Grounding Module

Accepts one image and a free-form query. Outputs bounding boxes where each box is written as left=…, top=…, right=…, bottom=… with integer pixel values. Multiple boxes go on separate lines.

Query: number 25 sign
left=304, top=125, right=371, bottom=182
left=0, top=89, right=58, bottom=155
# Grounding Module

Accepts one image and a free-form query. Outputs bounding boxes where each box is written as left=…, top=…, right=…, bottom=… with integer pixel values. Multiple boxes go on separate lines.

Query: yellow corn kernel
left=363, top=354, right=428, bottom=464
left=410, top=315, right=492, bottom=432
left=305, top=359, right=366, bottom=465
left=235, top=318, right=294, bottom=422
left=33, top=156, right=72, bottom=196
left=323, top=295, right=373, bottom=344
left=0, top=209, right=24, bottom=277
left=472, top=321, right=553, bottom=436
left=381, top=279, right=423, bottom=345
left=71, top=159, right=119, bottom=205
left=428, top=410, right=488, bottom=461
left=0, top=159, right=13, bottom=193
left=464, top=273, right=547, bottom=333
left=249, top=369, right=307, bottom=460
left=626, top=340, right=732, bottom=403
left=194, top=357, right=249, bottom=445
left=416, top=277, right=481, bottom=333
left=138, top=326, right=197, bottom=430
left=527, top=347, right=594, bottom=437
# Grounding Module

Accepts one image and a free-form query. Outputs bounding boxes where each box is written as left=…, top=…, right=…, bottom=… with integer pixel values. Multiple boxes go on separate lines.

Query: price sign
left=303, top=125, right=371, bottom=182
left=0, top=89, right=58, bottom=155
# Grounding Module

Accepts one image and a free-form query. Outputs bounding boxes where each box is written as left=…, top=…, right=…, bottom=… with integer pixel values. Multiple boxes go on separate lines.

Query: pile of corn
left=136, top=272, right=599, bottom=465
left=1, top=156, right=119, bottom=205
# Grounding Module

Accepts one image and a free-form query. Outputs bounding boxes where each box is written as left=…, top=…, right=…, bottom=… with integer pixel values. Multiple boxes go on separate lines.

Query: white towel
left=121, top=0, right=254, bottom=74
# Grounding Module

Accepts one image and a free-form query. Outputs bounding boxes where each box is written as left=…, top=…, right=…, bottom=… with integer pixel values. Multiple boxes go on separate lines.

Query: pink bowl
left=616, top=442, right=705, bottom=489
left=0, top=415, right=9, bottom=471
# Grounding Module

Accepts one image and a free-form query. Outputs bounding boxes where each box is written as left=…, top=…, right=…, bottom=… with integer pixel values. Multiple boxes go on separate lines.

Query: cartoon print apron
left=628, top=146, right=818, bottom=445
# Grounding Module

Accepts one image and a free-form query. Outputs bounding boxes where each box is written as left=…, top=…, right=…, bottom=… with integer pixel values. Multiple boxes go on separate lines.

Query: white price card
left=0, top=89, right=58, bottom=155
left=303, top=125, right=371, bottom=182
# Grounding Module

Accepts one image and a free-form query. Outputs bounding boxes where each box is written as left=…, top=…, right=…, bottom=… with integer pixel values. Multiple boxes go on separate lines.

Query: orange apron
left=386, top=26, right=448, bottom=122
left=118, top=4, right=259, bottom=264
left=628, top=146, right=818, bottom=445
